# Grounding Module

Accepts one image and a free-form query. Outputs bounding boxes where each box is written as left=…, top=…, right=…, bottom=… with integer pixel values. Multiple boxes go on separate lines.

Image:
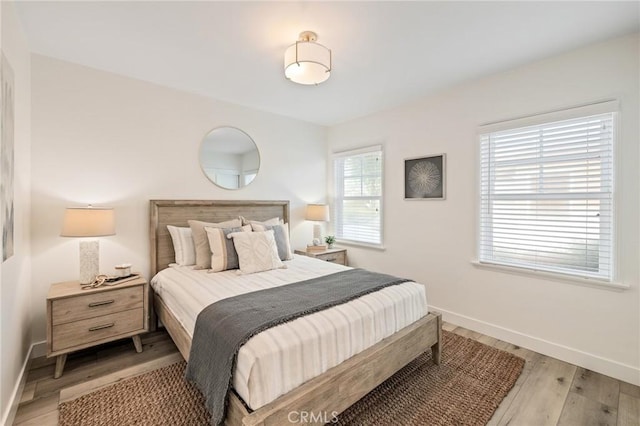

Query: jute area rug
left=59, top=331, right=524, bottom=425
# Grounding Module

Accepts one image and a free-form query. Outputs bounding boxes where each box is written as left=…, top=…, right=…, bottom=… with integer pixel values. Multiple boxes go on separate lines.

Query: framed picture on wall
left=404, top=154, right=446, bottom=200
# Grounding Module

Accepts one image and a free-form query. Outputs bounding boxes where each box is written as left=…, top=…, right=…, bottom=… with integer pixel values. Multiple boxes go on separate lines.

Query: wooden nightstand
left=294, top=247, right=348, bottom=266
left=46, top=275, right=149, bottom=378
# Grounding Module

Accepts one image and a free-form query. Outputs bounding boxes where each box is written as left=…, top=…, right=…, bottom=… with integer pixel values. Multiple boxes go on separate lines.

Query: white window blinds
left=333, top=146, right=383, bottom=246
left=479, top=110, right=615, bottom=281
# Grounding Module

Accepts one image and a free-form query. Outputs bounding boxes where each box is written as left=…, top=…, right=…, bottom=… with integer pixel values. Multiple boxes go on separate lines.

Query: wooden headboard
left=149, top=200, right=290, bottom=276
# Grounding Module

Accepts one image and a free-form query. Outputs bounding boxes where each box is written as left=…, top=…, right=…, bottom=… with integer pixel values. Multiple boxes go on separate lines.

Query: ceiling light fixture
left=284, top=31, right=331, bottom=85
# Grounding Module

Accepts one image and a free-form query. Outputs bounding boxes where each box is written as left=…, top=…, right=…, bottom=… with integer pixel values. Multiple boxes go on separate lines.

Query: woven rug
left=58, top=331, right=524, bottom=425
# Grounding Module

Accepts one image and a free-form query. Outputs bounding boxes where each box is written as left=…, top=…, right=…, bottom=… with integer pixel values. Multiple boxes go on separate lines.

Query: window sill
left=337, top=240, right=386, bottom=251
left=470, top=260, right=629, bottom=292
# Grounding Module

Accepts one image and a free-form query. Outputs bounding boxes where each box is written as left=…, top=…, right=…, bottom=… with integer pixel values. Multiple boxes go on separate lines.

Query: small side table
left=46, top=275, right=149, bottom=378
left=294, top=247, right=347, bottom=266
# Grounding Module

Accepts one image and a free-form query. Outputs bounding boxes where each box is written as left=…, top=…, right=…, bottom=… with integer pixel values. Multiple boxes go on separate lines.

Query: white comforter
left=150, top=255, right=428, bottom=410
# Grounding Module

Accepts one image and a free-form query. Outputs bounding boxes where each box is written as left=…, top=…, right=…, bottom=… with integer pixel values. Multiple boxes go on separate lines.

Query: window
left=479, top=105, right=615, bottom=281
left=332, top=145, right=383, bottom=246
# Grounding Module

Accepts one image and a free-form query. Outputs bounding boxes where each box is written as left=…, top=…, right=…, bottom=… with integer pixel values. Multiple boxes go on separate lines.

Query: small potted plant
left=324, top=235, right=336, bottom=249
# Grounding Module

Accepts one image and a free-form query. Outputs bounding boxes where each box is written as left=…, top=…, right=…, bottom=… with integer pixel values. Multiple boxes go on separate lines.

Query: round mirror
left=199, top=127, right=260, bottom=190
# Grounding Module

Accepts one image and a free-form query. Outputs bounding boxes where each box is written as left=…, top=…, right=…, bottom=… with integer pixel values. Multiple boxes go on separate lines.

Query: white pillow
left=227, top=230, right=284, bottom=274
left=251, top=223, right=293, bottom=261
left=167, top=226, right=196, bottom=266
left=240, top=216, right=283, bottom=227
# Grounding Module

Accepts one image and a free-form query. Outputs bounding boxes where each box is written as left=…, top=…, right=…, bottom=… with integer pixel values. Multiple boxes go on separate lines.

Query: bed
left=149, top=200, right=442, bottom=426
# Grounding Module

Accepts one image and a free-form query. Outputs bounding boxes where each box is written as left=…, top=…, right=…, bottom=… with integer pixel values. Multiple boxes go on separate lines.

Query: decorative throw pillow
left=205, top=225, right=252, bottom=272
left=240, top=216, right=283, bottom=227
left=167, top=225, right=196, bottom=266
left=227, top=230, right=284, bottom=274
left=188, top=218, right=242, bottom=269
left=251, top=223, right=293, bottom=261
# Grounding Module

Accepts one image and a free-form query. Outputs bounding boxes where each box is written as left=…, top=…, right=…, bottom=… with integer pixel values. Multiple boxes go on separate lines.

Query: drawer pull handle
left=88, top=300, right=114, bottom=308
left=89, top=323, right=114, bottom=332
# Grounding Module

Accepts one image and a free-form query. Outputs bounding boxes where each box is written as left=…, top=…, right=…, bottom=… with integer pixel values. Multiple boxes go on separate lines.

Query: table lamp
left=61, top=206, right=115, bottom=284
left=305, top=204, right=330, bottom=245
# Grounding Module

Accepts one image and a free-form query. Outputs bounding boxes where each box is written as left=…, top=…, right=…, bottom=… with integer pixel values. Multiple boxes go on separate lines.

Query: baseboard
left=431, top=305, right=640, bottom=386
left=31, top=340, right=46, bottom=359
left=1, top=343, right=34, bottom=426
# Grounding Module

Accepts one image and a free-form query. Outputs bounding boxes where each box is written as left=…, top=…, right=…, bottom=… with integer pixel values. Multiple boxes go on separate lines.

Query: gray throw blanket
left=185, top=268, right=411, bottom=425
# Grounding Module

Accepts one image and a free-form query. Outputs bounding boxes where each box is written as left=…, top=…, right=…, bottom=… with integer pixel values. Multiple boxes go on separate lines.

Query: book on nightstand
left=306, top=244, right=328, bottom=252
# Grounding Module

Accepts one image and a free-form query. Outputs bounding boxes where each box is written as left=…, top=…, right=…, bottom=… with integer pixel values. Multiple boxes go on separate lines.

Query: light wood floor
left=12, top=323, right=640, bottom=426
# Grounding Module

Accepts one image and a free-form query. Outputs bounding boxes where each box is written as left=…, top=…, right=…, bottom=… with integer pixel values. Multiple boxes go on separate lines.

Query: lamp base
left=79, top=240, right=99, bottom=285
left=312, top=223, right=322, bottom=245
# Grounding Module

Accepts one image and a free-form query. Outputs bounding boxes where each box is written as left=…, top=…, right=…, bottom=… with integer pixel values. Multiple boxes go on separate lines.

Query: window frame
left=331, top=145, right=384, bottom=249
left=477, top=100, right=618, bottom=283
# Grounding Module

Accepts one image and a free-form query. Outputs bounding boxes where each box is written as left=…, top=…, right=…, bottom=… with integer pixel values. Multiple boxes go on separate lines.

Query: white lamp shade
left=284, top=41, right=331, bottom=85
left=305, top=204, right=330, bottom=222
left=61, top=207, right=116, bottom=237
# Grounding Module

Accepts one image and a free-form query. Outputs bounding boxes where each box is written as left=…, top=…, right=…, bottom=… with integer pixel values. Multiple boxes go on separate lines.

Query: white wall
left=30, top=55, right=327, bottom=344
left=328, top=34, right=640, bottom=385
left=0, top=1, right=32, bottom=423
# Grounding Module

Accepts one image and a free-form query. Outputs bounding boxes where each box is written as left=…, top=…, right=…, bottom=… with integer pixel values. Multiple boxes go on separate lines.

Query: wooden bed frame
left=149, top=200, right=442, bottom=426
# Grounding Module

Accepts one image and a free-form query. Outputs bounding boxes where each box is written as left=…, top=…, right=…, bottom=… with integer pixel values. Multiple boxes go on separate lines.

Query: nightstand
left=294, top=247, right=348, bottom=266
left=46, top=275, right=149, bottom=378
